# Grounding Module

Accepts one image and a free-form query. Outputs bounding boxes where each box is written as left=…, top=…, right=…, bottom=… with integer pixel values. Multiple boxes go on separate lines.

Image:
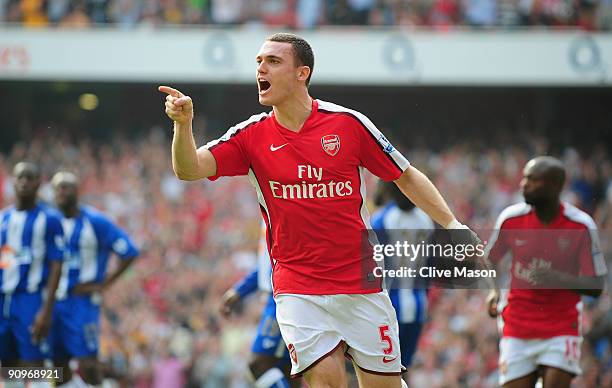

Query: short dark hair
left=267, top=32, right=314, bottom=86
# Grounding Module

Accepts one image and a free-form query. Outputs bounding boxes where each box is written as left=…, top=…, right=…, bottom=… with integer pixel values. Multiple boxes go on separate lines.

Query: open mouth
left=258, top=79, right=271, bottom=94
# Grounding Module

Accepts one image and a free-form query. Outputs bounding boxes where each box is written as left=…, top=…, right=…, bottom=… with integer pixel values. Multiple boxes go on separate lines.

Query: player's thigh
left=354, top=366, right=402, bottom=388
left=502, top=371, right=539, bottom=388
left=303, top=344, right=348, bottom=388
left=12, top=292, right=49, bottom=362
left=0, top=313, right=19, bottom=361
left=541, top=366, right=574, bottom=388
left=56, top=296, right=100, bottom=359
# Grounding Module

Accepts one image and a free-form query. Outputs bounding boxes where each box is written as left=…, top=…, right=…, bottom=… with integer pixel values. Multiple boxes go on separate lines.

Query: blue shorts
left=251, top=294, right=290, bottom=362
left=398, top=322, right=423, bottom=368
left=0, top=292, right=50, bottom=361
left=51, top=295, right=100, bottom=359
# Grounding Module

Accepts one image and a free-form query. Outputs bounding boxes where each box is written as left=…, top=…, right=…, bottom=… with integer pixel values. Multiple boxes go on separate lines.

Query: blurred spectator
left=210, top=0, right=242, bottom=25
left=296, top=0, right=322, bottom=29
left=347, top=0, right=375, bottom=24
left=108, top=0, right=142, bottom=27
left=599, top=0, right=612, bottom=30
left=21, top=0, right=49, bottom=26
left=464, top=0, right=497, bottom=27
left=58, top=0, right=92, bottom=27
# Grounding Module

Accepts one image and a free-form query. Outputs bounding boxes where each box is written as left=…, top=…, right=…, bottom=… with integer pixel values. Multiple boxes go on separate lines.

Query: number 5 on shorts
left=379, top=325, right=393, bottom=355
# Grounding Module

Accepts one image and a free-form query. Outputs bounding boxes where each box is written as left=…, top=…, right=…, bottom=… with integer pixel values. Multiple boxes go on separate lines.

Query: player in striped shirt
left=372, top=183, right=435, bottom=385
left=50, top=172, right=139, bottom=388
left=0, top=162, right=64, bottom=386
left=220, top=222, right=298, bottom=388
left=160, top=33, right=479, bottom=388
left=485, top=157, right=606, bottom=388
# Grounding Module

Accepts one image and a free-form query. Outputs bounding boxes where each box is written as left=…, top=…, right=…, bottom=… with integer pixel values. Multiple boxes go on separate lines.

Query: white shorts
left=275, top=292, right=403, bottom=377
left=499, top=336, right=582, bottom=386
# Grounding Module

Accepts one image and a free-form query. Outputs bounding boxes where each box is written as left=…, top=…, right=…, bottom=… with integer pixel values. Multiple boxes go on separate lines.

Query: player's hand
left=72, top=281, right=104, bottom=295
left=486, top=290, right=499, bottom=318
left=528, top=268, right=564, bottom=287
left=448, top=225, right=483, bottom=261
left=219, top=288, right=241, bottom=317
left=30, top=307, right=52, bottom=344
left=158, top=86, right=194, bottom=125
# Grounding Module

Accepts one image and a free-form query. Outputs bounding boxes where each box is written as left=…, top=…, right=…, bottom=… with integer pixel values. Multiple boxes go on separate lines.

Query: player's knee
left=54, top=360, right=72, bottom=382
left=79, top=358, right=101, bottom=385
left=249, top=355, right=278, bottom=378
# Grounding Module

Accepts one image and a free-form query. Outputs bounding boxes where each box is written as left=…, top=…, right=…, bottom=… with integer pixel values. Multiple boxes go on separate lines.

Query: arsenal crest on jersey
left=321, top=134, right=340, bottom=156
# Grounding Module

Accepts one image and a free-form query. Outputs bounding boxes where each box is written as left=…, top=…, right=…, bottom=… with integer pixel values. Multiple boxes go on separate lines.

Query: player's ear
left=297, top=66, right=310, bottom=83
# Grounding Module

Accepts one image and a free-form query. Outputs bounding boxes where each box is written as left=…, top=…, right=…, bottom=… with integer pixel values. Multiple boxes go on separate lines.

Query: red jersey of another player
left=206, top=99, right=410, bottom=295
left=486, top=202, right=606, bottom=339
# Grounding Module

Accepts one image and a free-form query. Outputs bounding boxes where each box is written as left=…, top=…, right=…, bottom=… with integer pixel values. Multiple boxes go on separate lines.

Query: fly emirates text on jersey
left=269, top=164, right=354, bottom=200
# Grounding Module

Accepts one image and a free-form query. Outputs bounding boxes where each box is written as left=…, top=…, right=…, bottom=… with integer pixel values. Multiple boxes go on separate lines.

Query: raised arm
left=159, top=85, right=217, bottom=180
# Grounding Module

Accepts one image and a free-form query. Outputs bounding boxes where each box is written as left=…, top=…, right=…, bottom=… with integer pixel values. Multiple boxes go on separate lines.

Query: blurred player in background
left=371, top=183, right=435, bottom=385
left=220, top=222, right=299, bottom=388
left=50, top=172, right=139, bottom=388
left=485, top=156, right=607, bottom=388
left=160, top=32, right=479, bottom=388
left=0, top=162, right=64, bottom=388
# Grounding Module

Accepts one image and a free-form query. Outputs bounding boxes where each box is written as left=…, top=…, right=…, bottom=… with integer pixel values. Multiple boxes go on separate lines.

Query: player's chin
left=258, top=94, right=274, bottom=106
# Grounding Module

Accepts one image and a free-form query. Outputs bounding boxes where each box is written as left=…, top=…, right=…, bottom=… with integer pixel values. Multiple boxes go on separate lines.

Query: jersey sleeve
left=205, top=114, right=267, bottom=181
left=233, top=269, right=259, bottom=299
left=45, top=214, right=65, bottom=262
left=354, top=114, right=410, bottom=182
left=484, top=219, right=510, bottom=265
left=102, top=219, right=139, bottom=260
left=578, top=226, right=607, bottom=277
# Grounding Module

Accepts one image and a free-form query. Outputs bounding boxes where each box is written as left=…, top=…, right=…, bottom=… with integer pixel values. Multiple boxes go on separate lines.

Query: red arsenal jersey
left=205, top=99, right=410, bottom=295
left=486, top=202, right=607, bottom=338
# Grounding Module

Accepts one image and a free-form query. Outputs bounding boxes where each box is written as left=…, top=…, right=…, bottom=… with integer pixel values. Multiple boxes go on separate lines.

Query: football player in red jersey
left=160, top=33, right=479, bottom=388
left=486, top=156, right=606, bottom=388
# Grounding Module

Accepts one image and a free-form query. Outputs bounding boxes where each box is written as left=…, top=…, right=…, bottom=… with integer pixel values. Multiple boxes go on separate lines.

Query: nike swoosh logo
left=270, top=143, right=288, bottom=152
left=382, top=356, right=398, bottom=364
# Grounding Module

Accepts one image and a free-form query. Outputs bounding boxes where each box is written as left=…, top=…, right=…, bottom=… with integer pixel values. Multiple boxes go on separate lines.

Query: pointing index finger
left=158, top=85, right=183, bottom=98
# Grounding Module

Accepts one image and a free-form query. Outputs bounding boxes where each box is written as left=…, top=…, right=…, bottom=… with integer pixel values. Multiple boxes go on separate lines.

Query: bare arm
left=394, top=165, right=456, bottom=228
left=31, top=260, right=62, bottom=342
left=159, top=86, right=217, bottom=180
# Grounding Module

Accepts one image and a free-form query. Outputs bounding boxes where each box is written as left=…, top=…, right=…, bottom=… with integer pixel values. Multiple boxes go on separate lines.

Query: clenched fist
left=158, top=86, right=194, bottom=125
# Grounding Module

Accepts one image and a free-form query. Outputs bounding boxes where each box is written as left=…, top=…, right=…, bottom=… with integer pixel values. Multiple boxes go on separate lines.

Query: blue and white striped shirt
left=0, top=203, right=64, bottom=294
left=55, top=206, right=138, bottom=300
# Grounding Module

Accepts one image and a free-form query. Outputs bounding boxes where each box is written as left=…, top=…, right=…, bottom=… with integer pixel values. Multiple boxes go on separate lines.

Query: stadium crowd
left=2, top=0, right=612, bottom=30
left=0, top=125, right=609, bottom=387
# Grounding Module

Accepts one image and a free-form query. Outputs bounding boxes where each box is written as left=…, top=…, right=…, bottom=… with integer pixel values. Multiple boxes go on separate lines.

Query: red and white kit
left=486, top=202, right=607, bottom=385
left=206, top=99, right=410, bottom=375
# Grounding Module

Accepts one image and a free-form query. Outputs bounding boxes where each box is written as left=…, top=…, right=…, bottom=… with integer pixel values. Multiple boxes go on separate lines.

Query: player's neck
left=534, top=200, right=561, bottom=225
left=15, top=197, right=36, bottom=211
left=273, top=91, right=312, bottom=132
left=62, top=204, right=80, bottom=218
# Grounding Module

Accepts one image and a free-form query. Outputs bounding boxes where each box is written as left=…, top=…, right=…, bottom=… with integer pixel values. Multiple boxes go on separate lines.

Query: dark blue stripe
left=20, top=207, right=39, bottom=250
left=69, top=216, right=84, bottom=257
